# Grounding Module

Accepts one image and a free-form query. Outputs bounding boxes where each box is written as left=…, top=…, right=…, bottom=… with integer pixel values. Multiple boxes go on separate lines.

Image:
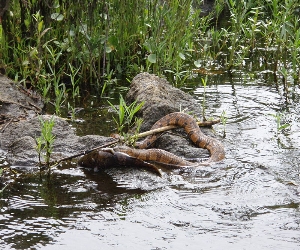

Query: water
left=1, top=72, right=300, bottom=250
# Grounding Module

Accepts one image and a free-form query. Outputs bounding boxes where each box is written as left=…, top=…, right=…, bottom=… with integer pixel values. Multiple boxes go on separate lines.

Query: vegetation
left=36, top=116, right=56, bottom=169
left=108, top=95, right=144, bottom=145
left=270, top=112, right=291, bottom=135
left=0, top=0, right=298, bottom=100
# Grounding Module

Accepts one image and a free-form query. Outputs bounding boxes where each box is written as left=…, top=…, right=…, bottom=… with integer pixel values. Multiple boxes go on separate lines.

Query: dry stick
left=137, top=119, right=220, bottom=138
left=53, top=139, right=119, bottom=165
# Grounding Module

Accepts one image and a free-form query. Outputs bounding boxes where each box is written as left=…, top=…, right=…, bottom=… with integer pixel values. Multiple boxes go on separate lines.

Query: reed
left=0, top=0, right=299, bottom=101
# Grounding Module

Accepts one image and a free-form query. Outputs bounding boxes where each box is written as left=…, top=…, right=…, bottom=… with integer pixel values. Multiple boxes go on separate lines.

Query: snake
left=78, top=112, right=225, bottom=175
left=135, top=112, right=225, bottom=164
left=78, top=148, right=162, bottom=176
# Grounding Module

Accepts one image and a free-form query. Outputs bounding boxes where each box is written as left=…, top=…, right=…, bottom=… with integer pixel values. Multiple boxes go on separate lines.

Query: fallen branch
left=53, top=138, right=119, bottom=165
left=137, top=119, right=220, bottom=138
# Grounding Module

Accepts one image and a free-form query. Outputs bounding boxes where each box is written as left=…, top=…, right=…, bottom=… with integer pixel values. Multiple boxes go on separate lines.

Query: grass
left=0, top=0, right=298, bottom=108
left=36, top=116, right=56, bottom=169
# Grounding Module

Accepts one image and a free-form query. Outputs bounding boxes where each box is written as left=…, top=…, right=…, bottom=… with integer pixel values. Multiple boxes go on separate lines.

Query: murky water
left=1, top=72, right=300, bottom=250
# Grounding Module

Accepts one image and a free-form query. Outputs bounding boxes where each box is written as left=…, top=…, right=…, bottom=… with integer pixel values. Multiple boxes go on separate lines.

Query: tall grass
left=0, top=0, right=299, bottom=101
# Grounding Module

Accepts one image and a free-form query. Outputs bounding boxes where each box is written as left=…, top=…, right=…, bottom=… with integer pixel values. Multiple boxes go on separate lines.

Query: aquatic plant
left=0, top=0, right=299, bottom=98
left=108, top=95, right=144, bottom=145
left=220, top=110, right=228, bottom=137
left=36, top=116, right=56, bottom=169
left=201, top=76, right=208, bottom=120
left=270, top=112, right=290, bottom=135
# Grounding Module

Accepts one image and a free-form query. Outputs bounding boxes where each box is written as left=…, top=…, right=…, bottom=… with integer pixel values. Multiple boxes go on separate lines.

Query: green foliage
left=270, top=112, right=291, bottom=135
left=0, top=0, right=299, bottom=97
left=201, top=76, right=208, bottom=120
left=108, top=95, right=144, bottom=145
left=36, top=116, right=56, bottom=169
left=220, top=110, right=228, bottom=137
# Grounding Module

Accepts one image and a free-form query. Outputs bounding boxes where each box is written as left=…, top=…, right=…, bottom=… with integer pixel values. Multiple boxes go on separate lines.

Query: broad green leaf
left=38, top=20, right=44, bottom=33
left=51, top=13, right=64, bottom=21
left=179, top=52, right=185, bottom=60
left=278, top=124, right=290, bottom=130
left=147, top=53, right=156, bottom=63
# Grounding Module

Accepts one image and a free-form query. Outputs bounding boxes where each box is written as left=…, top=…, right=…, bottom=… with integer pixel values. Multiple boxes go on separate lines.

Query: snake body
left=78, top=148, right=162, bottom=176
left=78, top=112, right=225, bottom=175
left=114, top=146, right=193, bottom=167
left=136, top=112, right=225, bottom=163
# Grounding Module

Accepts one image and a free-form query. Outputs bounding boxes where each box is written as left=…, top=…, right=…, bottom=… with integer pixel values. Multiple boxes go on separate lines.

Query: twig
left=54, top=138, right=119, bottom=164
left=54, top=118, right=220, bottom=165
left=0, top=118, right=14, bottom=133
left=137, top=119, right=220, bottom=138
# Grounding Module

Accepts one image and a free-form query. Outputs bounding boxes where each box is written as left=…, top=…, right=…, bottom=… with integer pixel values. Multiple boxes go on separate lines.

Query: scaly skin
left=78, top=148, right=162, bottom=176
left=136, top=112, right=225, bottom=163
left=78, top=112, right=225, bottom=175
left=114, top=146, right=193, bottom=167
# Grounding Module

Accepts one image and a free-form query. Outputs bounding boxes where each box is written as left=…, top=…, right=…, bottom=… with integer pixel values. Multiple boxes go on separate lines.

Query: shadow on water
left=1, top=71, right=300, bottom=249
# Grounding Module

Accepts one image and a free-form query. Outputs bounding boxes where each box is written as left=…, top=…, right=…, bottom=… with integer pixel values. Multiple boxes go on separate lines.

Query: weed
left=108, top=95, right=144, bottom=145
left=270, top=112, right=290, bottom=135
left=0, top=0, right=299, bottom=93
left=201, top=76, right=208, bottom=121
left=220, top=110, right=228, bottom=137
left=36, top=116, right=56, bottom=169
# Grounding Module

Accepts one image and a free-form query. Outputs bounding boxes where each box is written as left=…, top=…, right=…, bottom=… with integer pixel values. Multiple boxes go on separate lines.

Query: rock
left=2, top=115, right=111, bottom=166
left=6, top=136, right=38, bottom=166
left=126, top=72, right=202, bottom=131
left=0, top=75, right=44, bottom=121
left=127, top=73, right=219, bottom=160
left=0, top=72, right=221, bottom=167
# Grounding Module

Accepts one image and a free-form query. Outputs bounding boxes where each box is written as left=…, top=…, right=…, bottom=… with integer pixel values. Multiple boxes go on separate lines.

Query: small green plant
left=66, top=62, right=81, bottom=99
left=36, top=116, right=56, bottom=169
left=0, top=168, right=8, bottom=195
left=101, top=69, right=118, bottom=96
left=108, top=94, right=144, bottom=145
left=201, top=75, right=208, bottom=121
left=270, top=112, right=290, bottom=135
left=220, top=110, right=228, bottom=137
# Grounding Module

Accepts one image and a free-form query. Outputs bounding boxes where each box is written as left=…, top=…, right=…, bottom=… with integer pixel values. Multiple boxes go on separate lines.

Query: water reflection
left=1, top=75, right=300, bottom=249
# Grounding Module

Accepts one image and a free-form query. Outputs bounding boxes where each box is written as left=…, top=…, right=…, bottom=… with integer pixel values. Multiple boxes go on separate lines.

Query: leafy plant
left=201, top=75, right=208, bottom=121
left=270, top=112, right=290, bottom=135
left=108, top=95, right=144, bottom=145
left=36, top=116, right=56, bottom=169
left=220, top=110, right=228, bottom=137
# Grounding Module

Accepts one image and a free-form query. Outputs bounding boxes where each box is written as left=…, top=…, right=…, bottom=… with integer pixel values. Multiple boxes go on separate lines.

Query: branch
left=53, top=138, right=119, bottom=165
left=137, top=119, right=220, bottom=138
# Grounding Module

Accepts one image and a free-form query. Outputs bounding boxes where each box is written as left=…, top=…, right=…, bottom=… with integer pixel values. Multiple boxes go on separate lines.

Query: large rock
left=0, top=73, right=221, bottom=167
left=127, top=72, right=219, bottom=160
left=126, top=72, right=202, bottom=131
left=0, top=75, right=111, bottom=167
left=2, top=115, right=110, bottom=166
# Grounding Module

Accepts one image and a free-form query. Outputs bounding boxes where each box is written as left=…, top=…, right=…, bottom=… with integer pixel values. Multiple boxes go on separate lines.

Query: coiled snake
left=78, top=112, right=225, bottom=175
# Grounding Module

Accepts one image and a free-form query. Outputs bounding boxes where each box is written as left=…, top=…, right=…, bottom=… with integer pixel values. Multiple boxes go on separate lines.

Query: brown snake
left=134, top=112, right=225, bottom=164
left=78, top=112, right=225, bottom=175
